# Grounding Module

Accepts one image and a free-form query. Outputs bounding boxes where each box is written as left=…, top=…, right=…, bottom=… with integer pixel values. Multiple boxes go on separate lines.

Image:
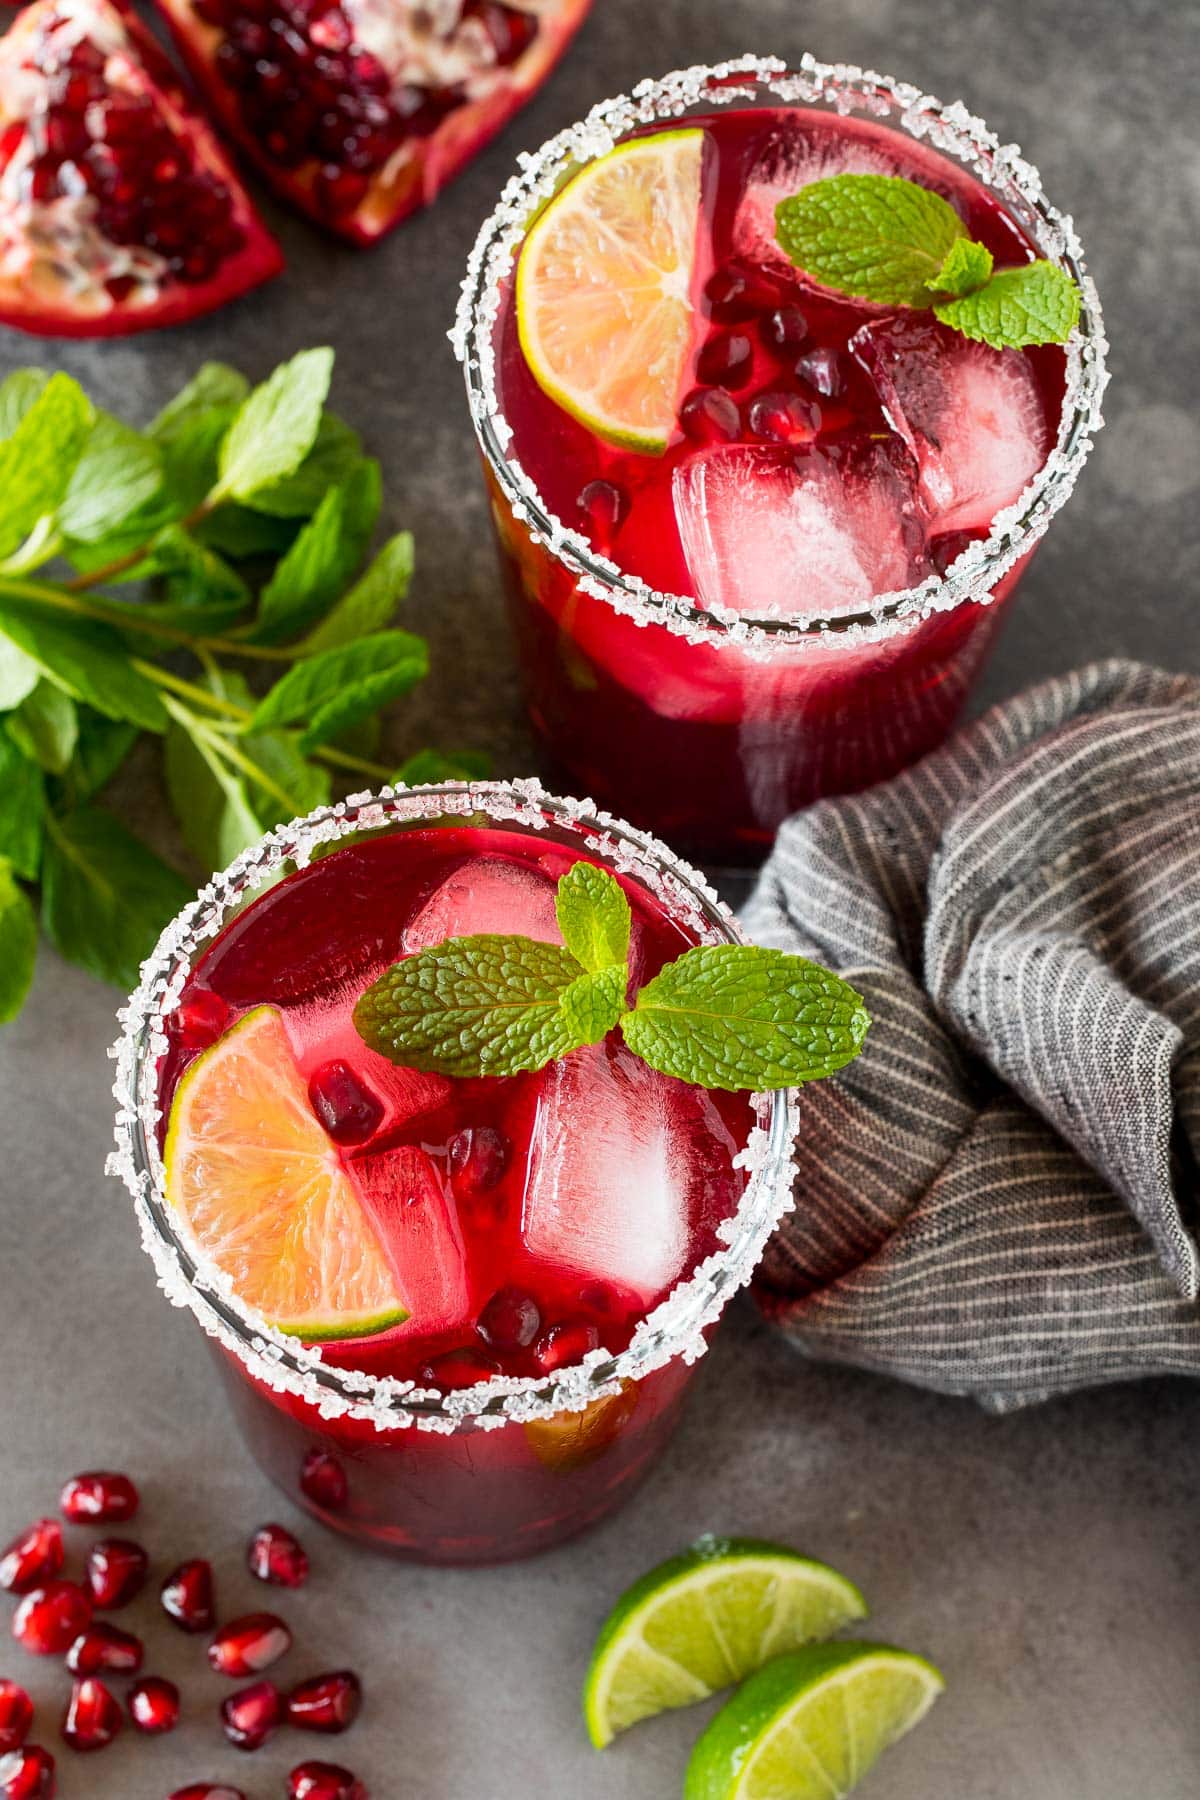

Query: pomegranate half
left=0, top=0, right=282, bottom=336
left=151, top=0, right=593, bottom=244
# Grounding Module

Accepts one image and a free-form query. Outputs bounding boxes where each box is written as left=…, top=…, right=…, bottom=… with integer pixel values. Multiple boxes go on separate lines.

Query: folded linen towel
left=743, top=660, right=1200, bottom=1410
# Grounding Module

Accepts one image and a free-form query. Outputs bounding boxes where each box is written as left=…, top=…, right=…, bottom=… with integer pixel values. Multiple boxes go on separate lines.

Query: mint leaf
left=150, top=362, right=249, bottom=443
left=248, top=630, right=427, bottom=748
left=926, top=236, right=993, bottom=299
left=58, top=413, right=163, bottom=545
left=0, top=372, right=93, bottom=560
left=250, top=459, right=380, bottom=644
left=393, top=748, right=490, bottom=785
left=42, top=807, right=191, bottom=989
left=6, top=681, right=77, bottom=773
left=69, top=713, right=138, bottom=800
left=300, top=531, right=414, bottom=654
left=0, top=736, right=45, bottom=878
left=0, top=603, right=166, bottom=733
left=621, top=944, right=870, bottom=1090
left=555, top=861, right=631, bottom=975
left=165, top=708, right=270, bottom=871
left=775, top=173, right=966, bottom=307
left=354, top=936, right=587, bottom=1077
left=561, top=963, right=627, bottom=1044
left=215, top=347, right=334, bottom=502
left=146, top=524, right=249, bottom=624
left=251, top=411, right=363, bottom=518
left=197, top=505, right=299, bottom=561
left=0, top=368, right=50, bottom=440
left=0, top=637, right=40, bottom=710
left=0, top=857, right=37, bottom=1023
left=934, top=260, right=1082, bottom=349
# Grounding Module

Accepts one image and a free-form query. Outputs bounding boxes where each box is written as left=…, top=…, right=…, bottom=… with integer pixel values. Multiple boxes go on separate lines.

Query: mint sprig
left=775, top=173, right=1080, bottom=349
left=354, top=865, right=870, bottom=1093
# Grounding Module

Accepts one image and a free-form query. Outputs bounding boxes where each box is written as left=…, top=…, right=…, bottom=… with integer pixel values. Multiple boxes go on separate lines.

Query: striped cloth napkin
left=743, top=661, right=1200, bottom=1410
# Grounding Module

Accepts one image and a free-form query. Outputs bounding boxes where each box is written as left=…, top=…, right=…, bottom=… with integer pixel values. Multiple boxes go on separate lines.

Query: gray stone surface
left=1, top=2, right=1198, bottom=1796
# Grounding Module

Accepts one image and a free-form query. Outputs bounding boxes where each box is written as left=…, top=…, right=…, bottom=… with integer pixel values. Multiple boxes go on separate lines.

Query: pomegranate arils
left=680, top=386, right=742, bottom=445
left=0, top=1685, right=32, bottom=1755
left=170, top=1788, right=246, bottom=1800
left=533, top=1318, right=601, bottom=1373
left=61, top=1677, right=121, bottom=1753
left=170, top=986, right=231, bottom=1051
left=84, top=1538, right=148, bottom=1609
left=161, top=1559, right=216, bottom=1633
left=209, top=1612, right=293, bottom=1677
left=286, top=1670, right=362, bottom=1734
left=248, top=1522, right=309, bottom=1589
left=748, top=391, right=822, bottom=444
left=12, top=1584, right=92, bottom=1657
left=704, top=265, right=756, bottom=321
left=795, top=346, right=844, bottom=398
left=447, top=1126, right=510, bottom=1192
left=419, top=1348, right=501, bottom=1390
left=289, top=1762, right=369, bottom=1800
left=299, top=1451, right=349, bottom=1514
left=127, top=1676, right=180, bottom=1735
left=0, top=1523, right=63, bottom=1597
left=60, top=1472, right=138, bottom=1525
left=308, top=1060, right=384, bottom=1145
left=65, top=1622, right=143, bottom=1676
left=764, top=305, right=810, bottom=353
left=577, top=478, right=627, bottom=551
left=477, top=1287, right=542, bottom=1352
left=0, top=1744, right=55, bottom=1799
left=221, top=1679, right=282, bottom=1751
left=698, top=332, right=754, bottom=389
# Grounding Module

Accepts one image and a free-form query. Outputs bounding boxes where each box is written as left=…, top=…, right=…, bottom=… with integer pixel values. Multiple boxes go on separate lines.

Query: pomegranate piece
left=0, top=1522, right=64, bottom=1596
left=169, top=985, right=231, bottom=1051
left=0, top=1685, right=33, bottom=1755
left=247, top=1523, right=309, bottom=1589
left=220, top=1679, right=282, bottom=1752
left=795, top=346, right=845, bottom=398
left=161, top=1559, right=215, bottom=1633
left=84, top=1538, right=148, bottom=1609
left=0, top=0, right=281, bottom=337
left=476, top=1286, right=541, bottom=1351
left=299, top=1451, right=349, bottom=1514
left=127, top=1676, right=180, bottom=1735
left=418, top=1347, right=501, bottom=1390
left=170, top=1788, right=247, bottom=1800
left=447, top=1125, right=509, bottom=1192
left=65, top=1622, right=143, bottom=1675
left=0, top=1745, right=55, bottom=1799
left=286, top=1670, right=362, bottom=1735
left=11, top=1584, right=92, bottom=1657
left=764, top=305, right=810, bottom=353
left=153, top=0, right=593, bottom=243
left=289, top=1762, right=369, bottom=1800
left=697, top=331, right=754, bottom=389
left=208, top=1612, right=293, bottom=1677
left=309, top=1061, right=384, bottom=1145
left=680, top=386, right=742, bottom=445
left=532, top=1318, right=600, bottom=1374
left=59, top=1472, right=138, bottom=1525
left=747, top=390, right=821, bottom=444
left=61, top=1677, right=122, bottom=1753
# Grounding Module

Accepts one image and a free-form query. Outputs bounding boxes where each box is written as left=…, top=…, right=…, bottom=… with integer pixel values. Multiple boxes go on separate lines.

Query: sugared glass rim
left=107, top=780, right=799, bottom=1436
left=452, top=52, right=1109, bottom=656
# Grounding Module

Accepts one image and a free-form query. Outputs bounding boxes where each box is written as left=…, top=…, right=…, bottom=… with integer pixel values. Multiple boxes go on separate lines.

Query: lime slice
left=164, top=1006, right=408, bottom=1341
left=516, top=127, right=704, bottom=452
left=583, top=1536, right=867, bottom=1748
left=684, top=1642, right=945, bottom=1800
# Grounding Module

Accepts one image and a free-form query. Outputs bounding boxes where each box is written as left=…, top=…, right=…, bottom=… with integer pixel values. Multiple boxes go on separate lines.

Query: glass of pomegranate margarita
left=109, top=782, right=797, bottom=1564
left=453, top=54, right=1108, bottom=862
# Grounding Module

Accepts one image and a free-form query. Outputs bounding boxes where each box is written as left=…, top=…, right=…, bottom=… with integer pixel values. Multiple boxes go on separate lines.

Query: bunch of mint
left=0, top=347, right=484, bottom=1026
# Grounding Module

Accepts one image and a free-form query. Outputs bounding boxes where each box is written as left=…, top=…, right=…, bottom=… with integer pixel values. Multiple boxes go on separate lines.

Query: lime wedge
left=164, top=1005, right=408, bottom=1341
left=516, top=127, right=704, bottom=452
left=684, top=1642, right=945, bottom=1800
left=583, top=1536, right=867, bottom=1748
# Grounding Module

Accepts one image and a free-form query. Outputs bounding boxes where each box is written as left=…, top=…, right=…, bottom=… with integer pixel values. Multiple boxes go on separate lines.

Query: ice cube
left=521, top=1042, right=691, bottom=1302
left=673, top=440, right=927, bottom=619
left=851, top=316, right=1051, bottom=535
left=347, top=1144, right=470, bottom=1335
left=404, top=855, right=561, bottom=951
left=733, top=119, right=910, bottom=279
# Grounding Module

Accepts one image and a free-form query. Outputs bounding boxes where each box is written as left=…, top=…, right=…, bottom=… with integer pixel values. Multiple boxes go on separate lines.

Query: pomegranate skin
left=0, top=1743, right=56, bottom=1798
left=0, top=1523, right=64, bottom=1596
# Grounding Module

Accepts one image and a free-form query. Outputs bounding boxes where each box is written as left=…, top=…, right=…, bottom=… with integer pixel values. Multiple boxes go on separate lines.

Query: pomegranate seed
left=161, top=1559, right=216, bottom=1633
left=289, top=1762, right=368, bottom=1800
left=576, top=479, right=627, bottom=552
left=794, top=346, right=844, bottom=397
left=747, top=391, right=821, bottom=444
left=308, top=1061, right=383, bottom=1145
left=0, top=1744, right=55, bottom=1798
left=84, top=1538, right=148, bottom=1609
left=930, top=528, right=985, bottom=577
left=60, top=1473, right=138, bottom=1525
left=447, top=1126, right=509, bottom=1192
left=476, top=0, right=536, bottom=64
left=476, top=1287, right=541, bottom=1351
left=12, top=1584, right=92, bottom=1657
left=61, top=1678, right=121, bottom=1753
left=0, top=1523, right=63, bottom=1596
left=127, top=1676, right=180, bottom=1735
left=65, top=1622, right=143, bottom=1676
left=697, top=332, right=754, bottom=389
left=704, top=265, right=757, bottom=321
left=247, top=1522, right=309, bottom=1589
left=533, top=1319, right=601, bottom=1374
left=0, top=1685, right=32, bottom=1755
left=286, top=1670, right=362, bottom=1734
left=419, top=1348, right=501, bottom=1390
left=299, top=1451, right=348, bottom=1513
left=208, top=1612, right=293, bottom=1677
left=679, top=385, right=741, bottom=445
left=764, top=305, right=810, bottom=353
left=220, top=1679, right=282, bottom=1751
left=169, top=1788, right=246, bottom=1800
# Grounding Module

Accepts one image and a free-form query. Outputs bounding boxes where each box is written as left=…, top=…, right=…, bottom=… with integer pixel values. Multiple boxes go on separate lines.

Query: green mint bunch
left=775, top=174, right=1081, bottom=349
left=0, top=348, right=486, bottom=1026
left=354, top=862, right=870, bottom=1093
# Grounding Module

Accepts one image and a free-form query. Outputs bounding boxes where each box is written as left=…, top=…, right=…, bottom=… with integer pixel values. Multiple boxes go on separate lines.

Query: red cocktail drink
left=455, top=57, right=1107, bottom=860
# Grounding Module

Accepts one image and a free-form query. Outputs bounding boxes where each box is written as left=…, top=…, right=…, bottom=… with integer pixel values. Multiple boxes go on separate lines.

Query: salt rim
left=107, top=779, right=800, bottom=1436
left=452, top=52, right=1109, bottom=659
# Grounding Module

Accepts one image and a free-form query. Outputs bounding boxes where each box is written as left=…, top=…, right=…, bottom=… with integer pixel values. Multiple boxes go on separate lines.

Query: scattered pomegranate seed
left=698, top=331, right=754, bottom=389
left=794, top=346, right=844, bottom=397
left=763, top=305, right=810, bottom=353
left=0, top=1744, right=55, bottom=1798
left=127, top=1676, right=180, bottom=1735
left=289, top=1762, right=368, bottom=1800
left=286, top=1670, right=362, bottom=1735
left=418, top=1348, right=501, bottom=1390
left=0, top=1685, right=32, bottom=1755
left=679, top=385, right=742, bottom=445
left=247, top=1522, right=309, bottom=1589
left=61, top=1677, right=121, bottom=1753
left=308, top=1061, right=384, bottom=1145
left=0, top=1523, right=64, bottom=1596
left=65, top=1622, right=143, bottom=1676
left=161, top=1559, right=216, bottom=1633
left=84, top=1538, right=148, bottom=1609
left=747, top=390, right=821, bottom=444
left=299, top=1452, right=348, bottom=1514
left=169, top=1787, right=246, bottom=1800
left=476, top=1287, right=541, bottom=1351
left=220, top=1679, right=282, bottom=1752
left=532, top=1319, right=601, bottom=1373
left=208, top=1612, right=293, bottom=1677
left=60, top=1473, right=138, bottom=1525
left=447, top=1125, right=509, bottom=1192
left=576, top=479, right=627, bottom=552
left=12, top=1584, right=92, bottom=1657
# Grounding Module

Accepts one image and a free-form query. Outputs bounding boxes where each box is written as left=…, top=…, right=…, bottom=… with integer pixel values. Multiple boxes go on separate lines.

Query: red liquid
left=487, top=106, right=1068, bottom=859
left=159, top=822, right=755, bottom=1561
